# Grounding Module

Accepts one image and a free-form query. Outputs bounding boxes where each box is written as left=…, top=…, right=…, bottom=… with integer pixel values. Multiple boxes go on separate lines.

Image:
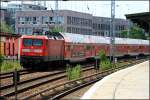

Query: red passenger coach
left=0, top=32, right=21, bottom=58
left=20, top=32, right=149, bottom=69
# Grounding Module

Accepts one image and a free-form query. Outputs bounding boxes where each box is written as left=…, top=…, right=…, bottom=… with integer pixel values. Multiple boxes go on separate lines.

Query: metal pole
left=127, top=19, right=130, bottom=38
left=14, top=69, right=18, bottom=100
left=55, top=0, right=58, bottom=29
left=127, top=8, right=130, bottom=38
left=110, top=0, right=115, bottom=64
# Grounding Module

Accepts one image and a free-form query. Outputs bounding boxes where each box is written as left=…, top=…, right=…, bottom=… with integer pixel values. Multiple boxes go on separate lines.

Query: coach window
left=139, top=46, right=142, bottom=49
left=67, top=45, right=70, bottom=51
left=86, top=45, right=91, bottom=50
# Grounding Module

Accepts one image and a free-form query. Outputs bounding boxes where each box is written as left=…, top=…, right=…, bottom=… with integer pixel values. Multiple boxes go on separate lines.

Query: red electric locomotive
left=20, top=32, right=149, bottom=68
left=20, top=32, right=64, bottom=68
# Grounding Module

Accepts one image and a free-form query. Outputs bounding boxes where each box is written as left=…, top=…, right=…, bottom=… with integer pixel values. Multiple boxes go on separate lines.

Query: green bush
left=66, top=64, right=81, bottom=80
left=98, top=50, right=107, bottom=61
left=100, top=59, right=112, bottom=70
left=1, top=60, right=21, bottom=72
left=0, top=21, right=14, bottom=33
left=98, top=50, right=112, bottom=71
left=0, top=55, right=4, bottom=65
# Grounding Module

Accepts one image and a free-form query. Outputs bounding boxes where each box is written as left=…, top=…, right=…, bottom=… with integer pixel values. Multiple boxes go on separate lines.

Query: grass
left=0, top=60, right=22, bottom=73
left=98, top=50, right=112, bottom=71
left=66, top=64, right=81, bottom=80
left=100, top=59, right=112, bottom=71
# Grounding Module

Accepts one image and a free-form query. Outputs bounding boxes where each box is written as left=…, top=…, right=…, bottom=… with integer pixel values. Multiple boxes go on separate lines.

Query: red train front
left=20, top=35, right=46, bottom=67
left=20, top=32, right=65, bottom=68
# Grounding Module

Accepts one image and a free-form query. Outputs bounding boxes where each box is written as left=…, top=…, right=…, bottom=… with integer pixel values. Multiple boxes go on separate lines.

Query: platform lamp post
left=110, top=0, right=115, bottom=65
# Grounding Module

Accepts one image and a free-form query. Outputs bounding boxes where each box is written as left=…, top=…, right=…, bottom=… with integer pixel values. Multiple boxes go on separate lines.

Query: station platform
left=81, top=60, right=149, bottom=99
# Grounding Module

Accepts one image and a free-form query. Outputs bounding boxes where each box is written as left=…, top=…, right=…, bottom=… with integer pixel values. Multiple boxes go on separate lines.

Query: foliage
left=49, top=27, right=64, bottom=33
left=120, top=24, right=146, bottom=39
left=66, top=64, right=81, bottom=80
left=1, top=60, right=21, bottom=72
left=100, top=59, right=112, bottom=70
left=98, top=50, right=107, bottom=61
left=0, top=21, right=14, bottom=33
left=121, top=30, right=128, bottom=38
left=0, top=55, right=4, bottom=66
left=98, top=50, right=112, bottom=71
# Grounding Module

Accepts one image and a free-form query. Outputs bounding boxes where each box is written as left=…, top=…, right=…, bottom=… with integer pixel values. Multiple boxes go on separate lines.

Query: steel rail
left=22, top=59, right=146, bottom=100
left=1, top=66, right=94, bottom=97
left=0, top=64, right=94, bottom=90
left=0, top=69, right=29, bottom=79
left=0, top=70, right=65, bottom=90
left=51, top=59, right=146, bottom=100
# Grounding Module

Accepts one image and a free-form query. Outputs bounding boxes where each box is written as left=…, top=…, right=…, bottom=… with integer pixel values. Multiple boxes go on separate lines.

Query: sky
left=1, top=1, right=149, bottom=19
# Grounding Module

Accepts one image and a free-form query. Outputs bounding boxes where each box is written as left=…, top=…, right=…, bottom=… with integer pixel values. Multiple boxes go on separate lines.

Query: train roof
left=20, top=33, right=149, bottom=45
left=21, top=35, right=48, bottom=39
left=60, top=32, right=149, bottom=45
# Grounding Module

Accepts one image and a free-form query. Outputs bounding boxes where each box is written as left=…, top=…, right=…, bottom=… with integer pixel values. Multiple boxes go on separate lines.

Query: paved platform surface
left=81, top=60, right=149, bottom=99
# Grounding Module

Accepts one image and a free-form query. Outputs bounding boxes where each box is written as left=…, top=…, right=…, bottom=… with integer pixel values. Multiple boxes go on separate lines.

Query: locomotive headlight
left=22, top=49, right=30, bottom=52
left=33, top=49, right=42, bottom=53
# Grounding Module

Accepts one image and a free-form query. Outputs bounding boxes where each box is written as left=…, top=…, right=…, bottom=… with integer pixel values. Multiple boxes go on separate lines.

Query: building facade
left=92, top=16, right=129, bottom=37
left=4, top=3, right=47, bottom=32
left=15, top=10, right=93, bottom=35
left=15, top=10, right=130, bottom=37
left=0, top=8, right=10, bottom=23
left=0, top=9, right=5, bottom=21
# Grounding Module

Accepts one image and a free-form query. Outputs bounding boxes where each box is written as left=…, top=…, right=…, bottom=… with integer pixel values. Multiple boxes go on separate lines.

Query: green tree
left=0, top=21, right=14, bottom=33
left=121, top=24, right=146, bottom=39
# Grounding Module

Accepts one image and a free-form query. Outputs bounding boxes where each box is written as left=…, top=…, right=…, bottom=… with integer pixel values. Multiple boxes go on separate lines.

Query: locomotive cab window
left=33, top=39, right=43, bottom=46
left=23, top=39, right=32, bottom=46
left=23, top=39, right=43, bottom=46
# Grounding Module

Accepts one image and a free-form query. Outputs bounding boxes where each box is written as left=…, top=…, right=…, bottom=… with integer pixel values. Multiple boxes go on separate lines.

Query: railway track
left=0, top=63, right=94, bottom=88
left=1, top=65, right=94, bottom=99
left=0, top=69, right=30, bottom=79
left=21, top=58, right=147, bottom=100
left=52, top=58, right=147, bottom=100
left=0, top=57, right=142, bottom=79
left=0, top=62, right=94, bottom=79
left=0, top=58, right=148, bottom=99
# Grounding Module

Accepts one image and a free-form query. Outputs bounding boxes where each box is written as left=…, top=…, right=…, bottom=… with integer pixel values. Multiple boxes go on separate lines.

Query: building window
left=57, top=16, right=64, bottom=24
left=67, top=27, right=71, bottom=33
left=42, top=16, right=48, bottom=24
left=49, top=17, right=53, bottom=21
left=25, top=28, right=32, bottom=35
left=18, top=27, right=25, bottom=34
left=18, top=16, right=33, bottom=24
left=33, top=17, right=37, bottom=24
left=18, top=17, right=25, bottom=24
left=67, top=16, right=71, bottom=24
left=18, top=28, right=21, bottom=34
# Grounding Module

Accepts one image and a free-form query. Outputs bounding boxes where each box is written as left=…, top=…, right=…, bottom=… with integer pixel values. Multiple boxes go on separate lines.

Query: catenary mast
left=110, top=0, right=115, bottom=64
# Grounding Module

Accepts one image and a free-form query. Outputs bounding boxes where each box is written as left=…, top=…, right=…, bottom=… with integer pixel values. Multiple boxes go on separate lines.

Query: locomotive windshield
left=23, top=39, right=43, bottom=46
left=32, top=39, right=43, bottom=46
